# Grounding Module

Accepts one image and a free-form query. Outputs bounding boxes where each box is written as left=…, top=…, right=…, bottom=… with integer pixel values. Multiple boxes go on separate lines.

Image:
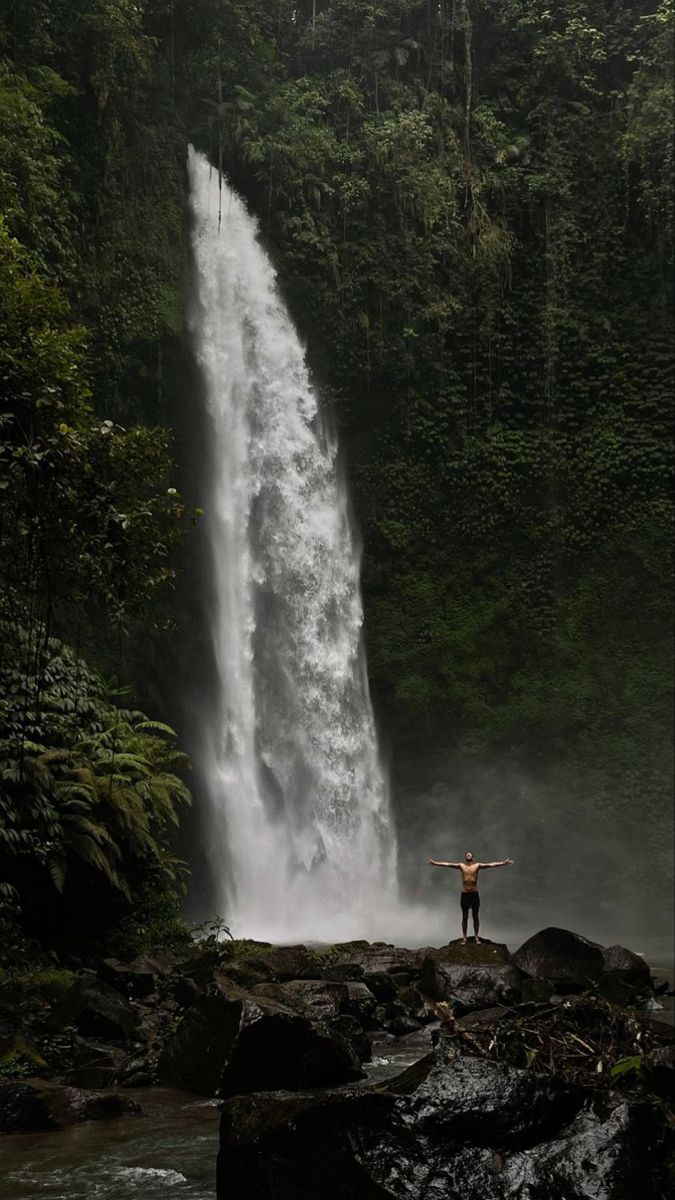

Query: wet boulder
left=500, top=1096, right=673, bottom=1199
left=599, top=945, right=654, bottom=1003
left=326, top=1015, right=371, bottom=1064
left=387, top=1015, right=423, bottom=1038
left=0, top=1078, right=141, bottom=1133
left=396, top=985, right=430, bottom=1022
left=258, top=945, right=327, bottom=982
left=251, top=979, right=348, bottom=1022
left=98, top=957, right=156, bottom=1000
left=217, top=1050, right=671, bottom=1200
left=174, top=975, right=201, bottom=1009
left=363, top=972, right=397, bottom=1002
left=643, top=1044, right=675, bottom=1099
left=217, top=943, right=325, bottom=988
left=177, top=943, right=224, bottom=987
left=520, top=977, right=557, bottom=1003
left=601, top=945, right=651, bottom=983
left=158, top=980, right=363, bottom=1097
left=50, top=976, right=139, bottom=1041
left=401, top=1054, right=581, bottom=1147
left=217, top=1087, right=398, bottom=1200
left=426, top=939, right=512, bottom=966
left=331, top=942, right=426, bottom=978
left=322, top=963, right=365, bottom=983
left=420, top=958, right=523, bottom=1011
left=343, top=981, right=378, bottom=1027
left=62, top=1040, right=124, bottom=1089
left=512, top=927, right=604, bottom=985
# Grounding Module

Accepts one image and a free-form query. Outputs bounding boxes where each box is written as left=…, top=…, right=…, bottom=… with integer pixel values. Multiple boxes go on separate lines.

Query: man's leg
left=461, top=900, right=468, bottom=944
left=473, top=910, right=480, bottom=944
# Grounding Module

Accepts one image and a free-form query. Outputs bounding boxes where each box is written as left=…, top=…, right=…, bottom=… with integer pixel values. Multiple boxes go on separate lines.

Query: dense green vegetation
left=0, top=0, right=672, bottom=954
left=0, top=0, right=194, bottom=957
left=211, top=0, right=673, bottom=854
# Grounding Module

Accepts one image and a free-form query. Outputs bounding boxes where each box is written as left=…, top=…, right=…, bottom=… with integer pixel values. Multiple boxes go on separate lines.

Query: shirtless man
left=427, top=851, right=513, bottom=944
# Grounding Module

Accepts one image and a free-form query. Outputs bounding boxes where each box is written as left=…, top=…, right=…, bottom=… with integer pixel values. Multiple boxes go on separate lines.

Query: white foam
left=188, top=146, right=399, bottom=940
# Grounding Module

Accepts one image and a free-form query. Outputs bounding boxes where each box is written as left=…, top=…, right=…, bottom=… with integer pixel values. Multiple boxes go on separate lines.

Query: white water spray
left=187, top=146, right=400, bottom=942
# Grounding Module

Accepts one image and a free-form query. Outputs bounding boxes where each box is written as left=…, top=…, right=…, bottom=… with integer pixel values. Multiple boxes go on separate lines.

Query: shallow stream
left=2, top=963, right=671, bottom=1200
left=0, top=1028, right=436, bottom=1200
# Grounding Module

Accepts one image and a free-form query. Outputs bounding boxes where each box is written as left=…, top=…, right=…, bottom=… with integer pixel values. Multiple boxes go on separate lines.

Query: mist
left=391, top=752, right=674, bottom=960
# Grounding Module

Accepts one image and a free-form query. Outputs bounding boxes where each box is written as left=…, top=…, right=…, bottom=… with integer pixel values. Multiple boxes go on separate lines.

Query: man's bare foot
left=474, top=937, right=481, bottom=944
left=461, top=938, right=467, bottom=945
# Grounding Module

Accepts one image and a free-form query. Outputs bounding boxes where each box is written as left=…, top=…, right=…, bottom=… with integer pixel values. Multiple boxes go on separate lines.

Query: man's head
left=464, top=851, right=474, bottom=863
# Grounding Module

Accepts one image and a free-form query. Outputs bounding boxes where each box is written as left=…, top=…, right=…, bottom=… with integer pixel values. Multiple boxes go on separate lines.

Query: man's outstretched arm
left=427, top=859, right=461, bottom=868
left=478, top=858, right=513, bottom=868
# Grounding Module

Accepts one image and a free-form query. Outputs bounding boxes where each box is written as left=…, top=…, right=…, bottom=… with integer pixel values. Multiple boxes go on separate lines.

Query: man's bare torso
left=459, top=862, right=481, bottom=892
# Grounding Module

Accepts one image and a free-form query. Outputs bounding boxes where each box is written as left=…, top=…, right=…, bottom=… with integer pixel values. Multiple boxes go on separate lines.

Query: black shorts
left=460, top=892, right=480, bottom=915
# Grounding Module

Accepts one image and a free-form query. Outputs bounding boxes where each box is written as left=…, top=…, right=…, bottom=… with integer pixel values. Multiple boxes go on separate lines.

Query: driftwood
left=434, top=995, right=670, bottom=1089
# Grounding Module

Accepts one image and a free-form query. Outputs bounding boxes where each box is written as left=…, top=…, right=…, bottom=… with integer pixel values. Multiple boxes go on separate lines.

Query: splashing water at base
left=187, top=146, right=399, bottom=942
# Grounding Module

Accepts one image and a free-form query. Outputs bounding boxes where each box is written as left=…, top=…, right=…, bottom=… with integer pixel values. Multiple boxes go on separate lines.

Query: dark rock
left=331, top=942, right=426, bottom=978
left=388, top=971, right=415, bottom=987
left=382, top=999, right=408, bottom=1020
left=132, top=949, right=176, bottom=978
left=598, top=974, right=653, bottom=1007
left=641, top=1016, right=674, bottom=1043
left=217, top=943, right=326, bottom=988
left=258, top=945, right=326, bottom=982
left=251, top=979, right=348, bottom=1022
left=401, top=1054, right=581, bottom=1147
left=0, top=1080, right=60, bottom=1132
left=62, top=1087, right=142, bottom=1123
left=362, top=972, right=397, bottom=1002
left=216, top=1049, right=672, bottom=1200
left=520, top=977, right=556, bottom=1003
left=396, top=985, right=429, bottom=1021
left=379, top=1051, right=436, bottom=1095
left=50, top=977, right=139, bottom=1041
left=327, top=1015, right=372, bottom=1064
left=387, top=1015, right=422, bottom=1038
left=601, top=945, right=651, bottom=983
left=62, top=1041, right=123, bottom=1089
left=499, top=1096, right=673, bottom=1199
left=0, top=1079, right=141, bottom=1133
left=420, top=958, right=523, bottom=1011
left=343, top=981, right=378, bottom=1027
left=221, top=999, right=363, bottom=1098
left=119, top=1069, right=153, bottom=1088
left=116, top=1053, right=155, bottom=1087
left=184, top=945, right=227, bottom=987
left=174, top=976, right=201, bottom=1009
left=598, top=945, right=653, bottom=1005
left=512, top=927, right=604, bottom=985
left=98, top=957, right=156, bottom=1000
left=217, top=1087, right=396, bottom=1200
left=158, top=980, right=363, bottom=1097
left=427, top=939, right=511, bottom=966
left=452, top=1006, right=509, bottom=1032
left=643, top=1045, right=675, bottom=1099
left=322, top=963, right=365, bottom=983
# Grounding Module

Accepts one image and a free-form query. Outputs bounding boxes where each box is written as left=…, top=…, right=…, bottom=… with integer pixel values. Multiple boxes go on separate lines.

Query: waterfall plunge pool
left=0, top=1030, right=437, bottom=1200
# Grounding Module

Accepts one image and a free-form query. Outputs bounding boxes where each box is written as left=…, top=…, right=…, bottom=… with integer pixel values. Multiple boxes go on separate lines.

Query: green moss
left=12, top=968, right=77, bottom=1000
left=0, top=1037, right=47, bottom=1080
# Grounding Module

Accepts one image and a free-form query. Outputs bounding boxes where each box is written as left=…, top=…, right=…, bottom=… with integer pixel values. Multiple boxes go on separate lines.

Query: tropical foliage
left=0, top=626, right=190, bottom=952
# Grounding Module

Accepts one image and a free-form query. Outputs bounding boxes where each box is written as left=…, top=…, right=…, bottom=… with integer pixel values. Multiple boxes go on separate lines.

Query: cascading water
left=187, top=146, right=397, bottom=942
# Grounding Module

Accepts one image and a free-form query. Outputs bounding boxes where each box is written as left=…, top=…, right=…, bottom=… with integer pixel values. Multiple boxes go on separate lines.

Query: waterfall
left=187, top=146, right=397, bottom=942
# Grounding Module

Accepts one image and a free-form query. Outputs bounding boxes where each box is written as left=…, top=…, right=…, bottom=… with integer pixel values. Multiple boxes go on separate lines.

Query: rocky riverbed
left=1, top=928, right=673, bottom=1198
